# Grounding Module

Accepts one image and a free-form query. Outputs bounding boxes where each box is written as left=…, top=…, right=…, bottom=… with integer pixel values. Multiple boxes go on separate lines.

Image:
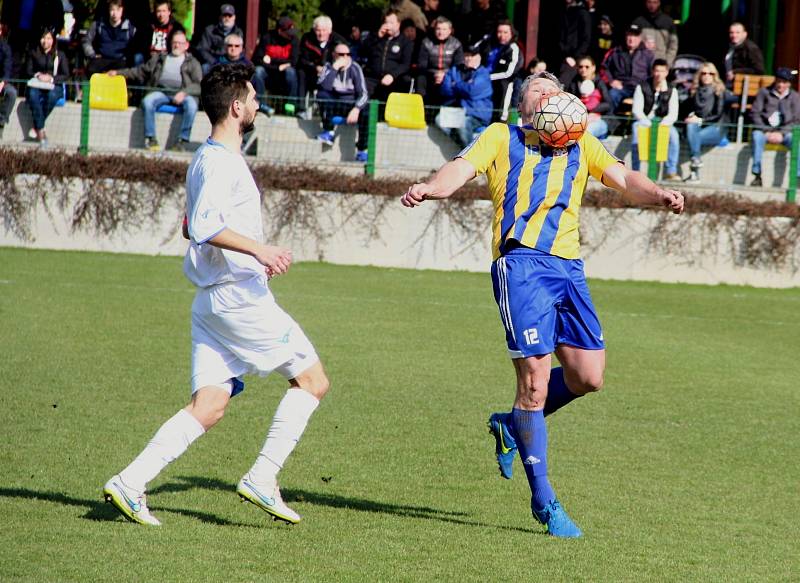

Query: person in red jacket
left=251, top=17, right=300, bottom=106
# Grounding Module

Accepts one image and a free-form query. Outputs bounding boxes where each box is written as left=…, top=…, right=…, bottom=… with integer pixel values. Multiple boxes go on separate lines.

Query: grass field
left=1, top=247, right=798, bottom=582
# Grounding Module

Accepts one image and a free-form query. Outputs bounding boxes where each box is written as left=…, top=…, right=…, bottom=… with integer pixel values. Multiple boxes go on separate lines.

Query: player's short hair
left=313, top=15, right=332, bottom=30
left=201, top=63, right=255, bottom=126
left=519, top=71, right=563, bottom=98
left=154, top=0, right=171, bottom=10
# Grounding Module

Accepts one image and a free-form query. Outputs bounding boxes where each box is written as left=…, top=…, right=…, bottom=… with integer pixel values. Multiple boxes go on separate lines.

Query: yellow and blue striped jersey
left=459, top=123, right=619, bottom=259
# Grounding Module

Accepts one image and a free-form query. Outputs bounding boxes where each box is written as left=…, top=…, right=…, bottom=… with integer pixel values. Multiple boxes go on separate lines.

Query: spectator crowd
left=0, top=0, right=797, bottom=183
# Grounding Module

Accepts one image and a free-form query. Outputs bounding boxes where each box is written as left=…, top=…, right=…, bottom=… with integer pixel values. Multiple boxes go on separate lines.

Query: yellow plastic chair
left=637, top=124, right=669, bottom=162
left=384, top=92, right=426, bottom=130
left=89, top=73, right=128, bottom=111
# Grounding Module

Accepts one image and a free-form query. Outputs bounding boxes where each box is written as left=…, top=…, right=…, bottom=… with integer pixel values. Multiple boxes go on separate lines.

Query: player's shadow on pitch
left=0, top=487, right=259, bottom=528
left=152, top=475, right=538, bottom=534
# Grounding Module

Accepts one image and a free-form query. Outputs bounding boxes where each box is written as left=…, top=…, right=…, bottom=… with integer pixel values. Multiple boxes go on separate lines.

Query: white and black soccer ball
left=531, top=91, right=588, bottom=148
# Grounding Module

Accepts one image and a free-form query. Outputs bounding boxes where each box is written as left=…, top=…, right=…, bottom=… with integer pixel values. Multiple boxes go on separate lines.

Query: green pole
left=764, top=0, right=777, bottom=73
left=681, top=0, right=691, bottom=23
left=508, top=109, right=519, bottom=126
left=647, top=118, right=660, bottom=181
left=79, top=80, right=91, bottom=156
left=787, top=125, right=800, bottom=203
left=365, top=100, right=378, bottom=177
left=506, top=0, right=514, bottom=21
left=721, top=0, right=730, bottom=14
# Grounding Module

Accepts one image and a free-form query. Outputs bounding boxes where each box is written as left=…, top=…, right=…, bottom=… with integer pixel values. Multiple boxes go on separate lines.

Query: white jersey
left=183, top=138, right=265, bottom=288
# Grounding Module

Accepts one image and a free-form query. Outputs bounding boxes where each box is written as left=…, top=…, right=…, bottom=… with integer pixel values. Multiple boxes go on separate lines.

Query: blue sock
left=512, top=408, right=555, bottom=512
left=543, top=367, right=581, bottom=417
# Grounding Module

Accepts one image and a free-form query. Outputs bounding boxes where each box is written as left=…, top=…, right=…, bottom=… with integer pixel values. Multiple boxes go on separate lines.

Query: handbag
left=27, top=54, right=58, bottom=91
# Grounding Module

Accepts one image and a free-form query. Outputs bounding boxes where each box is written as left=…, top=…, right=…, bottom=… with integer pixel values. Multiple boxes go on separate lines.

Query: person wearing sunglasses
left=315, top=43, right=370, bottom=162
left=683, top=63, right=726, bottom=183
left=217, top=33, right=268, bottom=103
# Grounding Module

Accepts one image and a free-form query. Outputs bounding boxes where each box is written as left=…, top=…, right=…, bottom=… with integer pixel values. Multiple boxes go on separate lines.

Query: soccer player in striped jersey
left=401, top=71, right=684, bottom=537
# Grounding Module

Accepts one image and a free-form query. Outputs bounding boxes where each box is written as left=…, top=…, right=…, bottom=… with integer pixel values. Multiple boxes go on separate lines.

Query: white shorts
left=190, top=276, right=319, bottom=395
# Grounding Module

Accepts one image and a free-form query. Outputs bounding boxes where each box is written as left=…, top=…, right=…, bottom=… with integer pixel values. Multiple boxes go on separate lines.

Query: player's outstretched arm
left=602, top=163, right=685, bottom=214
left=401, top=158, right=477, bottom=208
left=206, top=228, right=292, bottom=276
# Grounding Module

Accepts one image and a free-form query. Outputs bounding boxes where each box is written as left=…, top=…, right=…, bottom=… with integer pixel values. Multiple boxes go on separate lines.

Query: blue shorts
left=490, top=246, right=605, bottom=358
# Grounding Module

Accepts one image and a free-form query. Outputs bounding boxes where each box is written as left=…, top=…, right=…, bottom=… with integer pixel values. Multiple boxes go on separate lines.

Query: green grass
left=0, top=247, right=798, bottom=582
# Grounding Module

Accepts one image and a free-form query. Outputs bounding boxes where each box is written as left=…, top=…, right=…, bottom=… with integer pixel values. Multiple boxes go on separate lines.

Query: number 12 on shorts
left=523, top=327, right=540, bottom=345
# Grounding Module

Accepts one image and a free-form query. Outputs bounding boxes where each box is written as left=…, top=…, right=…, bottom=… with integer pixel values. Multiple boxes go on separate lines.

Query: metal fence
left=2, top=80, right=798, bottom=202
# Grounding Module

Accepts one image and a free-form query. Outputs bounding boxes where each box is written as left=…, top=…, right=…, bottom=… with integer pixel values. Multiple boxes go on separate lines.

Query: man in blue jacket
left=315, top=43, right=370, bottom=162
left=440, top=45, right=492, bottom=147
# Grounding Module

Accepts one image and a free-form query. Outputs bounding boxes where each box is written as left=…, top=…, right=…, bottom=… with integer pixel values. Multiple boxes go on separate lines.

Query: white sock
left=119, top=409, right=205, bottom=492
left=247, top=388, right=320, bottom=485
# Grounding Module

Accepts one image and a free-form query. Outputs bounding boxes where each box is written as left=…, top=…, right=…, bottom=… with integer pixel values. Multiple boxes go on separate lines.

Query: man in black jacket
left=724, top=22, right=764, bottom=87
left=362, top=9, right=413, bottom=101
left=0, top=27, right=16, bottom=129
left=196, top=4, right=244, bottom=74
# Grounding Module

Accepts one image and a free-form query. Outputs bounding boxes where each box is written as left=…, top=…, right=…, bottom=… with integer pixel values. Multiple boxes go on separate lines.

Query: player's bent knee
left=572, top=373, right=604, bottom=394
left=187, top=386, right=230, bottom=429
left=291, top=364, right=330, bottom=400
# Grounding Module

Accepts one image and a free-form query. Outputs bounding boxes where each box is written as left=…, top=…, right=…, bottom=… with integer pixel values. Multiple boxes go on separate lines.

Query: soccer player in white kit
left=103, top=64, right=330, bottom=526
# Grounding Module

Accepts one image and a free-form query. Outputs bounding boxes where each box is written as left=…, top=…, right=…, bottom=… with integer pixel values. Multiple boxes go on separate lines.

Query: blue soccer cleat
left=532, top=499, right=583, bottom=538
left=488, top=412, right=517, bottom=479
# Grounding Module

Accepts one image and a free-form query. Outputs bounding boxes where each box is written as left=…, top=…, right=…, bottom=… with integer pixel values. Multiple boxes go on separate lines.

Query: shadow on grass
left=0, top=487, right=259, bottom=528
left=154, top=476, right=538, bottom=535
left=1, top=478, right=539, bottom=534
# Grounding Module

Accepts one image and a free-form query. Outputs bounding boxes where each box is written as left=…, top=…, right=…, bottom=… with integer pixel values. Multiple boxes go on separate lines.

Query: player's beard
left=240, top=111, right=256, bottom=135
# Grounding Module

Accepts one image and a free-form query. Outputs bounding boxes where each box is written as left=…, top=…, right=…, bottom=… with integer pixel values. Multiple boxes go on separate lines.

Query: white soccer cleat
left=103, top=474, right=161, bottom=526
left=236, top=474, right=301, bottom=524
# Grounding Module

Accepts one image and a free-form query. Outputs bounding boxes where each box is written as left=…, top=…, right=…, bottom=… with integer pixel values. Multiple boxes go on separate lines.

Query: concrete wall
left=2, top=179, right=798, bottom=288
left=1, top=99, right=793, bottom=199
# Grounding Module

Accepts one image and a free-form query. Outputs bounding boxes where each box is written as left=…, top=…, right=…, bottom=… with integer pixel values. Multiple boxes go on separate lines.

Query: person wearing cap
left=748, top=68, right=800, bottom=187
left=631, top=0, right=678, bottom=65
left=601, top=23, right=654, bottom=111
left=591, top=14, right=615, bottom=67
left=439, top=44, right=492, bottom=147
left=196, top=4, right=244, bottom=75
left=251, top=17, right=301, bottom=107
left=297, top=16, right=347, bottom=113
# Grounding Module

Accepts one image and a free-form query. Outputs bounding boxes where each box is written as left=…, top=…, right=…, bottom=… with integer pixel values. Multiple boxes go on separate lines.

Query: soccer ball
left=531, top=91, right=588, bottom=148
